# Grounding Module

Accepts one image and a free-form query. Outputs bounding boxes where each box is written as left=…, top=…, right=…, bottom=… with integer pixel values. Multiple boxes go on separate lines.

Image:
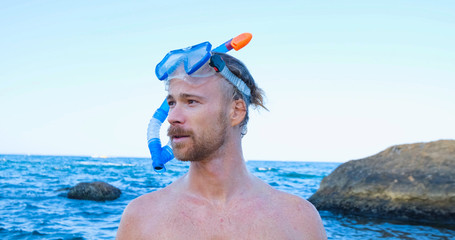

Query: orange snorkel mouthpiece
left=231, top=33, right=253, bottom=51
left=212, top=33, right=253, bottom=53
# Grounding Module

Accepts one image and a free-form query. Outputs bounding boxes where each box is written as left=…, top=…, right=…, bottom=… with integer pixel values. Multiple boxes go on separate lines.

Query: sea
left=1, top=154, right=454, bottom=240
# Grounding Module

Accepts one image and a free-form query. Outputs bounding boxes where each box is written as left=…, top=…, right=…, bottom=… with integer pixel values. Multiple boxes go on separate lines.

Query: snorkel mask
left=147, top=33, right=253, bottom=173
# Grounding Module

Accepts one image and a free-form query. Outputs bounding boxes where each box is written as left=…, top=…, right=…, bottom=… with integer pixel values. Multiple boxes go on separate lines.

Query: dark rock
left=309, top=140, right=455, bottom=225
left=67, top=181, right=121, bottom=201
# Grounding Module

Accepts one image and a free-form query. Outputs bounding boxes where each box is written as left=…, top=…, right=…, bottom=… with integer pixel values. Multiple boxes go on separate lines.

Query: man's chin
left=172, top=147, right=192, bottom=162
left=174, top=150, right=204, bottom=162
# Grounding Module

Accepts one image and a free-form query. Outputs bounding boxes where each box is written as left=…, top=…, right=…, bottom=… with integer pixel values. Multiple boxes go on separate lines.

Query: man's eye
left=188, top=100, right=197, bottom=105
left=168, top=101, right=176, bottom=107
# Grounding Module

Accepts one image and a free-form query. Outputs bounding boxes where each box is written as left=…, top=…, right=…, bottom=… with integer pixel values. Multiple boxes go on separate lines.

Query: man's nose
left=167, top=104, right=185, bottom=125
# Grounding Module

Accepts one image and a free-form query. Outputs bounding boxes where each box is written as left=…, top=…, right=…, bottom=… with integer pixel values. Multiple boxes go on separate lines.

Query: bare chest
left=152, top=203, right=296, bottom=240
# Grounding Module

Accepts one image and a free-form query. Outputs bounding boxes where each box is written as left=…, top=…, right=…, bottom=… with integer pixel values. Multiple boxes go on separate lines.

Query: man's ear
left=230, top=99, right=247, bottom=127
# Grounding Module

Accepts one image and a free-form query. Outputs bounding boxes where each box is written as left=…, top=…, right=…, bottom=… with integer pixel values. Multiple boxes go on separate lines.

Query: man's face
left=166, top=76, right=230, bottom=162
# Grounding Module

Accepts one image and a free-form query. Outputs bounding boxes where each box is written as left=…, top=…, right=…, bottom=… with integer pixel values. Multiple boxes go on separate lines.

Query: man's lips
left=168, top=126, right=192, bottom=143
left=172, top=135, right=190, bottom=139
left=171, top=135, right=190, bottom=143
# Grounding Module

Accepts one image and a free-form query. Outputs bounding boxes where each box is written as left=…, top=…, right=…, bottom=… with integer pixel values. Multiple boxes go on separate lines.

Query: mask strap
left=209, top=55, right=251, bottom=103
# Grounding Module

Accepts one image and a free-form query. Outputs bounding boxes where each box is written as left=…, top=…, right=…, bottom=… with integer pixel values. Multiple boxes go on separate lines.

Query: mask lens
left=155, top=42, right=212, bottom=81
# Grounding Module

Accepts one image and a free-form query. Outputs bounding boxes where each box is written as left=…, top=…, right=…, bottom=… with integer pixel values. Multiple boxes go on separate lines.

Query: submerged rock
left=67, top=181, right=121, bottom=201
left=309, top=140, right=455, bottom=225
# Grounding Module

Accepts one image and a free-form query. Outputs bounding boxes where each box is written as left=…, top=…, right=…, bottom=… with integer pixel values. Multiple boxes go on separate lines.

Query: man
left=117, top=46, right=327, bottom=239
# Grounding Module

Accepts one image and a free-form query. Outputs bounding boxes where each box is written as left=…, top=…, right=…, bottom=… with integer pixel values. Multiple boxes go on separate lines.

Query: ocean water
left=1, top=155, right=454, bottom=240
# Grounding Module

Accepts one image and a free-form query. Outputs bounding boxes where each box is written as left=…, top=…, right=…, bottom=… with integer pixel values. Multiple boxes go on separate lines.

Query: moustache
left=167, top=126, right=193, bottom=137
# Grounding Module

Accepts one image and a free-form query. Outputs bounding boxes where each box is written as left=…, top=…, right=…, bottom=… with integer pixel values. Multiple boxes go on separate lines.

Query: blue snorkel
left=146, top=98, right=173, bottom=173
left=147, top=33, right=253, bottom=173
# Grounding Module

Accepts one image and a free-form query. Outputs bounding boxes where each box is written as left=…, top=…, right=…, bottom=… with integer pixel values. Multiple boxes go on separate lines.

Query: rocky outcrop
left=309, top=140, right=455, bottom=225
left=67, top=181, right=121, bottom=201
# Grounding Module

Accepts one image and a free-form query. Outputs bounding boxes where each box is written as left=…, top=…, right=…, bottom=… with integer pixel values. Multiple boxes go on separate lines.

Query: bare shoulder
left=270, top=189, right=327, bottom=239
left=274, top=190, right=319, bottom=218
left=116, top=188, right=172, bottom=240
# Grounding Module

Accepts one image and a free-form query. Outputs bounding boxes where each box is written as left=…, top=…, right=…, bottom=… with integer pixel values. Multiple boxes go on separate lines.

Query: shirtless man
left=116, top=41, right=327, bottom=239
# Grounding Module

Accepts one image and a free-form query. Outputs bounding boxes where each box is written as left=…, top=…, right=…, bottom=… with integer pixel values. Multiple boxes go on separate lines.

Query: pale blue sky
left=1, top=0, right=454, bottom=162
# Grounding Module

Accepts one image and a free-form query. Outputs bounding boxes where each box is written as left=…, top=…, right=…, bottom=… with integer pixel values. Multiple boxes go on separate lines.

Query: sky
left=1, top=0, right=454, bottom=162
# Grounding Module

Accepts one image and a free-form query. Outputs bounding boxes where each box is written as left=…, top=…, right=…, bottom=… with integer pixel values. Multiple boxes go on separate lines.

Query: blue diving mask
left=155, top=42, right=251, bottom=99
left=155, top=42, right=213, bottom=81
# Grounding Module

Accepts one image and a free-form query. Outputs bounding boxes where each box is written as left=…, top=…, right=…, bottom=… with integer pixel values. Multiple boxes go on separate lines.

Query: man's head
left=165, top=52, right=266, bottom=162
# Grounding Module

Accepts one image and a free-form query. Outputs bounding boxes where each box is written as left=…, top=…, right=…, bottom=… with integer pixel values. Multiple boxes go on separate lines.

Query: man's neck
left=183, top=140, right=252, bottom=204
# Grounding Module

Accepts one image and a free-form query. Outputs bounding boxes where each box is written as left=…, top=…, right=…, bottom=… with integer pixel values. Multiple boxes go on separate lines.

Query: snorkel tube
left=147, top=98, right=173, bottom=173
left=147, top=33, right=253, bottom=173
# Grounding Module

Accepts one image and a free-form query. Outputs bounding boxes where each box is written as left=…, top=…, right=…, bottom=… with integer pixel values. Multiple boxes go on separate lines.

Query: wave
left=0, top=227, right=87, bottom=240
left=254, top=167, right=279, bottom=172
left=278, top=172, right=321, bottom=179
left=78, top=161, right=134, bottom=167
left=0, top=228, right=48, bottom=238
